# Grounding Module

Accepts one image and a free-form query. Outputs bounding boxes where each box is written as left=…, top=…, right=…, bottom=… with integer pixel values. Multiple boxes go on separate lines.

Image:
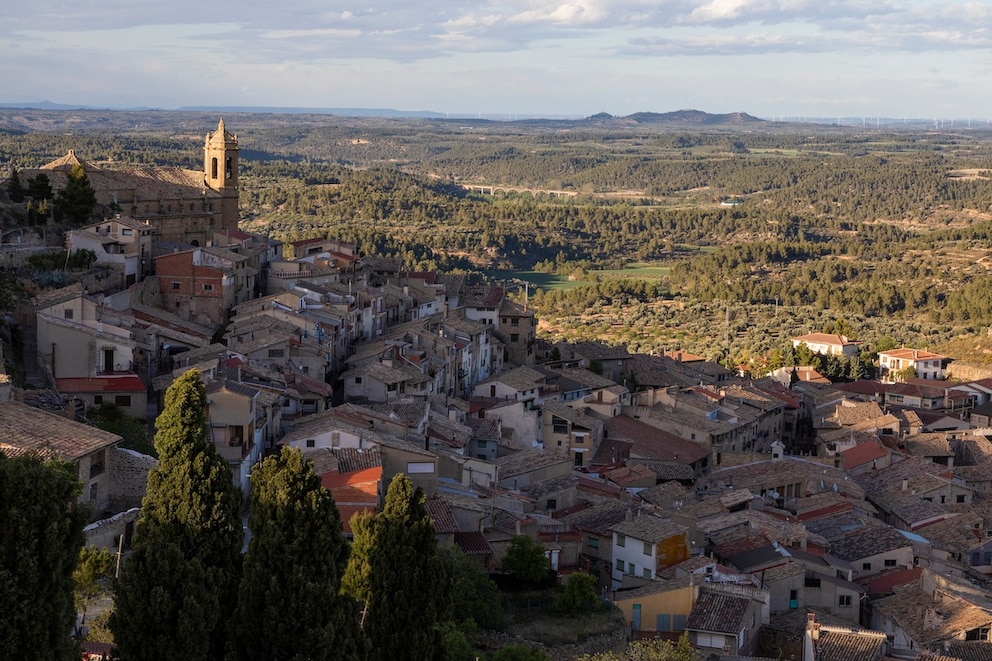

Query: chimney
left=902, top=478, right=908, bottom=491
left=625, top=508, right=634, bottom=522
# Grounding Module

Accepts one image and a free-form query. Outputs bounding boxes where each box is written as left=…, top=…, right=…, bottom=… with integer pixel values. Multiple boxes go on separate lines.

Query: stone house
left=541, top=401, right=604, bottom=468
left=67, top=216, right=154, bottom=288
left=0, top=400, right=134, bottom=520
left=154, top=246, right=256, bottom=328
left=610, top=513, right=690, bottom=587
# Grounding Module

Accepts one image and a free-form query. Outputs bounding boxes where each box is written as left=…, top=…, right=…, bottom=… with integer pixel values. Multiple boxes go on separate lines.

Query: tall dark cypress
left=230, top=447, right=368, bottom=661
left=363, top=474, right=452, bottom=661
left=111, top=369, right=243, bottom=661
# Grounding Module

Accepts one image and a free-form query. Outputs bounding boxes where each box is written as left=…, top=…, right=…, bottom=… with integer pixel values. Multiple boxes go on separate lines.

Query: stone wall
left=109, top=446, right=156, bottom=512
left=83, top=507, right=140, bottom=550
left=947, top=363, right=992, bottom=383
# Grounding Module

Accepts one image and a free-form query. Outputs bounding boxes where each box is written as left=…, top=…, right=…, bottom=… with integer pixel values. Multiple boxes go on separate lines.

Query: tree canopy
left=0, top=451, right=88, bottom=661
left=350, top=473, right=452, bottom=661
left=230, top=446, right=368, bottom=661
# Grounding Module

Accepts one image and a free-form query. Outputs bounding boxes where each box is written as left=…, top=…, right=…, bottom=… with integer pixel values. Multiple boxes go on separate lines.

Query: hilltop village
left=7, top=122, right=992, bottom=661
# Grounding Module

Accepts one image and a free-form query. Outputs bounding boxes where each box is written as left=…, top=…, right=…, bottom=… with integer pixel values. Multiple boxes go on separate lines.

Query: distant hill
left=0, top=102, right=760, bottom=126
left=621, top=110, right=763, bottom=126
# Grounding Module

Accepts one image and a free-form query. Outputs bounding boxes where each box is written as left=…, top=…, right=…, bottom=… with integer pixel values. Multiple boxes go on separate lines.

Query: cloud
left=5, top=0, right=992, bottom=63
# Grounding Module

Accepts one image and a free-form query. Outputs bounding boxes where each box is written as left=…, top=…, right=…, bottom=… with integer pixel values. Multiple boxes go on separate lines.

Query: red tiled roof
left=425, top=495, right=460, bottom=534
left=842, top=441, right=888, bottom=470
left=56, top=375, right=146, bottom=393
left=865, top=566, right=922, bottom=595
left=321, top=466, right=382, bottom=490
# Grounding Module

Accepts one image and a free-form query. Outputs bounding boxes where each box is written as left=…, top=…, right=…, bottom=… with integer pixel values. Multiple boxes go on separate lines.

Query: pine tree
left=111, top=369, right=243, bottom=661
left=230, top=447, right=369, bottom=661
left=0, top=452, right=88, bottom=661
left=355, top=474, right=451, bottom=661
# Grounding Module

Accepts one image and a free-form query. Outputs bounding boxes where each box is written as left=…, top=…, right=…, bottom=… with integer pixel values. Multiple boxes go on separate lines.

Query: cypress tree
left=0, top=452, right=88, bottom=661
left=230, top=447, right=368, bottom=661
left=55, top=164, right=97, bottom=224
left=111, top=369, right=243, bottom=661
left=361, top=474, right=451, bottom=661
left=6, top=166, right=25, bottom=202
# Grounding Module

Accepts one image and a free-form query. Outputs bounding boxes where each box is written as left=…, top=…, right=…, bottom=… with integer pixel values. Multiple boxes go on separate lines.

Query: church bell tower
left=203, top=119, right=239, bottom=230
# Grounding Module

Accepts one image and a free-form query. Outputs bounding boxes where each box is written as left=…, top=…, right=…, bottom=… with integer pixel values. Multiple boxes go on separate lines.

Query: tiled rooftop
left=0, top=401, right=121, bottom=461
left=685, top=591, right=750, bottom=634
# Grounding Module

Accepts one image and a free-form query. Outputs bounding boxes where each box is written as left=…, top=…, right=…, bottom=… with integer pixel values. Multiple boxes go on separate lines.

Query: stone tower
left=203, top=118, right=239, bottom=230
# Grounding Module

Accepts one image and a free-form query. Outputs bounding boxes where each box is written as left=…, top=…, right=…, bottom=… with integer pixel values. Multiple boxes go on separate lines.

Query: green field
left=489, top=262, right=672, bottom=292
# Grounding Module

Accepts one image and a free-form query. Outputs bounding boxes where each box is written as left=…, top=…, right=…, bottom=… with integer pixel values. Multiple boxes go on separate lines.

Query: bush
left=555, top=572, right=600, bottom=613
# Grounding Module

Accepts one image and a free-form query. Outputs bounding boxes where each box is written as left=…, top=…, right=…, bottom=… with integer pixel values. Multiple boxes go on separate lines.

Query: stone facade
left=108, top=446, right=157, bottom=512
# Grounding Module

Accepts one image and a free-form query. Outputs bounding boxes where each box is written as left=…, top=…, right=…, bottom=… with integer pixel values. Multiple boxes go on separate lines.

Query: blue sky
left=3, top=0, right=991, bottom=120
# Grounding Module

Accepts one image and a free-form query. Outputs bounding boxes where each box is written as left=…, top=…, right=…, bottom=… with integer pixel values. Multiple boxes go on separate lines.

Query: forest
left=2, top=109, right=992, bottom=367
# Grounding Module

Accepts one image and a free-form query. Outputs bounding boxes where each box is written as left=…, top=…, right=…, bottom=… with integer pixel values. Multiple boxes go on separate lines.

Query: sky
left=3, top=0, right=992, bottom=120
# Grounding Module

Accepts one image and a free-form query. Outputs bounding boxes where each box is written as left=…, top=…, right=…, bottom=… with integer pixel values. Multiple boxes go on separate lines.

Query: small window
left=616, top=534, right=625, bottom=548
left=884, top=559, right=897, bottom=568
left=862, top=562, right=871, bottom=571
left=627, top=562, right=635, bottom=575
left=546, top=499, right=557, bottom=510
left=267, top=349, right=284, bottom=358
left=171, top=282, right=181, bottom=290
left=957, top=494, right=966, bottom=503
left=510, top=333, right=519, bottom=342
left=122, top=228, right=133, bottom=236
left=64, top=309, right=74, bottom=320
left=93, top=395, right=103, bottom=404
left=643, top=541, right=652, bottom=556
left=306, top=439, right=316, bottom=448
left=355, top=376, right=362, bottom=384
left=642, top=567, right=651, bottom=579
left=588, top=536, right=599, bottom=549
left=203, top=284, right=214, bottom=291
left=115, top=395, right=131, bottom=407
left=616, top=559, right=624, bottom=571
left=839, top=595, right=852, bottom=607
left=511, top=318, right=519, bottom=326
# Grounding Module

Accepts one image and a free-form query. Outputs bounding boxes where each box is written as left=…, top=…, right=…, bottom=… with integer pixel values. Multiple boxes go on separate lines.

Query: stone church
left=28, top=119, right=240, bottom=246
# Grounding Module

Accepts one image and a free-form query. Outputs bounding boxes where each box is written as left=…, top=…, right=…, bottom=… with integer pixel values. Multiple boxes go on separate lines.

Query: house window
left=627, top=562, right=635, bottom=575
left=355, top=376, right=362, bottom=384
left=839, top=595, right=852, bottom=607
left=643, top=541, right=652, bottom=556
left=884, top=559, right=897, bottom=567
left=552, top=416, right=568, bottom=434
left=617, top=534, right=626, bottom=548
left=306, top=439, right=316, bottom=448
left=89, top=450, right=105, bottom=478
left=862, top=562, right=871, bottom=571
left=115, top=395, right=131, bottom=407
left=511, top=318, right=519, bottom=326
left=122, top=228, right=133, bottom=236
left=171, top=282, right=180, bottom=290
left=268, top=349, right=285, bottom=358
left=89, top=483, right=98, bottom=502
left=64, top=309, right=74, bottom=320
left=203, top=284, right=214, bottom=291
left=546, top=499, right=557, bottom=510
left=588, top=536, right=599, bottom=549
left=93, top=395, right=103, bottom=404
left=957, top=494, right=966, bottom=503
left=510, top=334, right=519, bottom=342
left=642, top=567, right=652, bottom=579
left=616, top=559, right=624, bottom=571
